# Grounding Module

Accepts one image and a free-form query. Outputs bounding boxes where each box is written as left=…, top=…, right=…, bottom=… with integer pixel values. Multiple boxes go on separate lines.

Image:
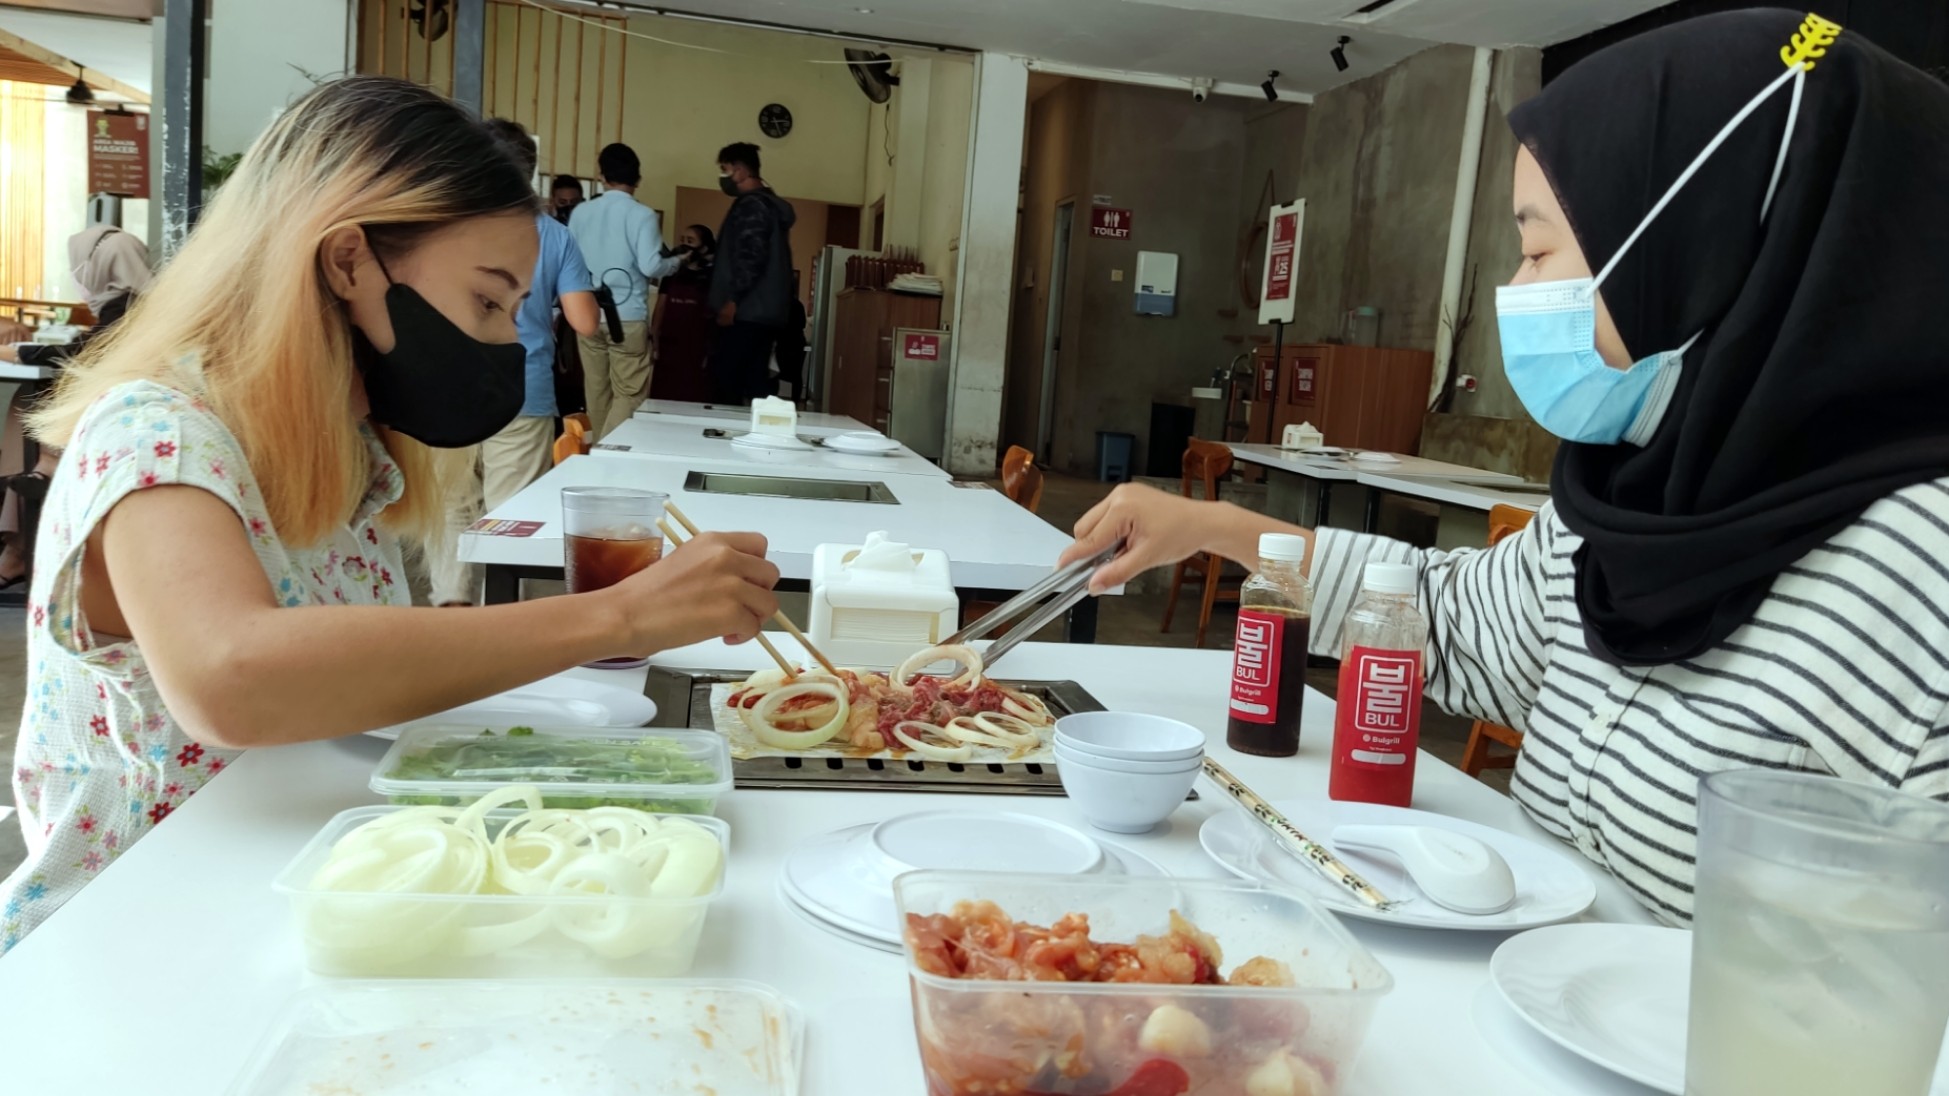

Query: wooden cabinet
left=1248, top=344, right=1431, bottom=454
left=829, top=289, right=942, bottom=430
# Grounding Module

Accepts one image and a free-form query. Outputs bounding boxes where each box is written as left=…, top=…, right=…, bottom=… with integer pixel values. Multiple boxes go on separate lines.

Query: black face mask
left=353, top=256, right=526, bottom=449
left=718, top=174, right=739, bottom=197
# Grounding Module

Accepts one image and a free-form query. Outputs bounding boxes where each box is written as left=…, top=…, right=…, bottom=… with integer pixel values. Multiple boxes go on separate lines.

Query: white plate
left=731, top=431, right=815, bottom=452
left=1199, top=799, right=1597, bottom=930
left=1491, top=924, right=1690, bottom=1094
left=365, top=677, right=657, bottom=740
left=821, top=431, right=900, bottom=455
left=781, top=814, right=1166, bottom=950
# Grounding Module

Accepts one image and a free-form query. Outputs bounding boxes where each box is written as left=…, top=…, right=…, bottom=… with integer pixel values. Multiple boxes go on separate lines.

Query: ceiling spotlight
left=854, top=6, right=873, bottom=12
left=1261, top=70, right=1280, bottom=101
left=1331, top=36, right=1351, bottom=73
left=65, top=67, right=95, bottom=105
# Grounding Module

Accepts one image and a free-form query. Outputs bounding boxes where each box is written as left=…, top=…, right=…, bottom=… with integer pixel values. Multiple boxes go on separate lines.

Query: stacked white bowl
left=1053, top=712, right=1206, bottom=833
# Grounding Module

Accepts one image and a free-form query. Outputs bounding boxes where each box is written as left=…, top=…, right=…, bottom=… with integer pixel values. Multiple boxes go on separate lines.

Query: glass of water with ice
left=1686, top=770, right=1949, bottom=1096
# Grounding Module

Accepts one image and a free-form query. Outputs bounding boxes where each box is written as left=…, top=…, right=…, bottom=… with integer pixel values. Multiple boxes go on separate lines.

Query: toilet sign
left=1090, top=206, right=1133, bottom=239
left=1257, top=199, right=1304, bottom=325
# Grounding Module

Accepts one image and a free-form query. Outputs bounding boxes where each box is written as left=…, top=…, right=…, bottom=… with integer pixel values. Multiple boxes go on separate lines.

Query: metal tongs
left=940, top=539, right=1126, bottom=673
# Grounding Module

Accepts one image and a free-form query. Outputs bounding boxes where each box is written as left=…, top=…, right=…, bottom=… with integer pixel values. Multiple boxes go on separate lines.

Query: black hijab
left=1511, top=9, right=1949, bottom=666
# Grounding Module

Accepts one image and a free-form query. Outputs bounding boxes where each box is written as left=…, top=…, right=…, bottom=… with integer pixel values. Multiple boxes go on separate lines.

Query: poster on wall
left=86, top=111, right=150, bottom=198
left=1257, top=199, right=1304, bottom=326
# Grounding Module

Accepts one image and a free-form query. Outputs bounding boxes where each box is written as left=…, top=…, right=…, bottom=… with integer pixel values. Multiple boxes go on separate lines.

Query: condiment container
left=370, top=724, right=732, bottom=814
left=273, top=806, right=729, bottom=978
left=225, top=979, right=800, bottom=1096
left=895, top=871, right=1391, bottom=1096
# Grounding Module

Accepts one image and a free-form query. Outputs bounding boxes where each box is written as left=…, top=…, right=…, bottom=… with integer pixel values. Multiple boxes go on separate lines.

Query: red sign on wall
left=1265, top=211, right=1298, bottom=303
left=1291, top=364, right=1317, bottom=400
left=902, top=332, right=942, bottom=361
left=86, top=110, right=150, bottom=198
left=1090, top=206, right=1133, bottom=239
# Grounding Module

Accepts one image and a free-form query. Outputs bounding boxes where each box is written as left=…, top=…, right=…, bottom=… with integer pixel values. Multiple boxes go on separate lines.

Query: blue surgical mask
left=1497, top=59, right=1809, bottom=445
left=1497, top=280, right=1693, bottom=445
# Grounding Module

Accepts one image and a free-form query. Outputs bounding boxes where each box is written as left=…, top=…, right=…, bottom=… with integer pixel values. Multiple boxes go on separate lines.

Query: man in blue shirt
left=568, top=143, right=681, bottom=439
left=426, top=120, right=599, bottom=607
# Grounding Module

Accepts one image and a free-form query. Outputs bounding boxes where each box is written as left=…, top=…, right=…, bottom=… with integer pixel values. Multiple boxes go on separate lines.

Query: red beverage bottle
left=1227, top=534, right=1313, bottom=756
left=1329, top=561, right=1428, bottom=807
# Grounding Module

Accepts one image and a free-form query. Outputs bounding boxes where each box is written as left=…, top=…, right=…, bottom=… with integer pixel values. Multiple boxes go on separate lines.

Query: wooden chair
left=960, top=447, right=1046, bottom=628
left=1162, top=439, right=1245, bottom=647
left=1000, top=445, right=1044, bottom=513
left=552, top=412, right=592, bottom=466
left=1461, top=504, right=1538, bottom=779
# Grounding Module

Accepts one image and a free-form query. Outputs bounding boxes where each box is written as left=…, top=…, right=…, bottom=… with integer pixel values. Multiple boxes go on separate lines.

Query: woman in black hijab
left=1060, top=9, right=1949, bottom=922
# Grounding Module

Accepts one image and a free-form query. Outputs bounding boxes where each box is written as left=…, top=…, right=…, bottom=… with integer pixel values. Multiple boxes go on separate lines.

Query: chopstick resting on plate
left=658, top=517, right=799, bottom=682
left=660, top=499, right=842, bottom=677
left=1201, top=757, right=1396, bottom=911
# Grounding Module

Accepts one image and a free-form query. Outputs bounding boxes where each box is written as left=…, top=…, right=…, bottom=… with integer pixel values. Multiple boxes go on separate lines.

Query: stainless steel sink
left=683, top=470, right=898, bottom=504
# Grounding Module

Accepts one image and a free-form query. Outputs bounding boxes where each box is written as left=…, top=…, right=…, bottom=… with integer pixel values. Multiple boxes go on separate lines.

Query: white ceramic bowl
left=1054, top=711, right=1207, bottom=763
left=1054, top=741, right=1203, bottom=775
left=1056, top=752, right=1201, bottom=833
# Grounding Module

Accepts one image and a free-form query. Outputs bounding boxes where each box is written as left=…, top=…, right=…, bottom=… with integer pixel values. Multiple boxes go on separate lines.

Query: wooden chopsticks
left=660, top=499, right=842, bottom=678
left=657, top=518, right=800, bottom=681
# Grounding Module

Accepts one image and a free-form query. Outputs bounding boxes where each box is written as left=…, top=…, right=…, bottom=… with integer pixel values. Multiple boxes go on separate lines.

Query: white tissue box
left=810, top=535, right=958, bottom=670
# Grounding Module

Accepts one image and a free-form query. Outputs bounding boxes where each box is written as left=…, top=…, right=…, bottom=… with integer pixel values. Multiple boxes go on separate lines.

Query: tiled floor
left=0, top=473, right=1511, bottom=883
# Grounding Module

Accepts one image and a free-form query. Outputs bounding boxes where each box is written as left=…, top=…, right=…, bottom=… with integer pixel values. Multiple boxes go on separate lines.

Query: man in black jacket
left=709, top=142, right=797, bottom=404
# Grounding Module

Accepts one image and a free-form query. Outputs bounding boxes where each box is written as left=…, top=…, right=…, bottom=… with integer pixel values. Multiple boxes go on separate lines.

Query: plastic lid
left=370, top=724, right=733, bottom=810
left=1258, top=533, right=1309, bottom=565
left=1363, top=561, right=1417, bottom=595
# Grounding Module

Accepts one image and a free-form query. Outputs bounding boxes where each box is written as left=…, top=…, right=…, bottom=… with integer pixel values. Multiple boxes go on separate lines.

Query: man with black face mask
left=708, top=142, right=796, bottom=405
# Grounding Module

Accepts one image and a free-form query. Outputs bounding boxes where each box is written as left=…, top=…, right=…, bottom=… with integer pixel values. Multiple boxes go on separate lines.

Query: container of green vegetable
left=370, top=725, right=734, bottom=814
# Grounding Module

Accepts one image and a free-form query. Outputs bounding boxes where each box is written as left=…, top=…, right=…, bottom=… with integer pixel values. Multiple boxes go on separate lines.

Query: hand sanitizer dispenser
left=810, top=532, right=958, bottom=668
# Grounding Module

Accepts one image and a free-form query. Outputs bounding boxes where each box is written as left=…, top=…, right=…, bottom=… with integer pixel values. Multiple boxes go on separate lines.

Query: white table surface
left=633, top=399, right=868, bottom=437
left=460, top=454, right=1069, bottom=591
left=1228, top=443, right=1522, bottom=484
left=0, top=637, right=1677, bottom=1096
left=596, top=417, right=949, bottom=480
left=1359, top=471, right=1549, bottom=514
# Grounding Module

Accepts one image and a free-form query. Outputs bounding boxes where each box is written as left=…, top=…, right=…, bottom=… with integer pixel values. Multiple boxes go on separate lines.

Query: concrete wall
left=1002, top=77, right=1093, bottom=456
left=919, top=59, right=973, bottom=311
left=1446, top=47, right=1540, bottom=421
left=1283, top=44, right=1472, bottom=351
left=1048, top=84, right=1251, bottom=475
left=206, top=0, right=352, bottom=158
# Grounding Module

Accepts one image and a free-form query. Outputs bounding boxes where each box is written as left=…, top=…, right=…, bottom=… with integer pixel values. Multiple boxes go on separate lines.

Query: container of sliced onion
left=271, top=786, right=728, bottom=978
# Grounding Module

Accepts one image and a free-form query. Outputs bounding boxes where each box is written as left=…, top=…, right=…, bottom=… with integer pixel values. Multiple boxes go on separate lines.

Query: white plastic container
left=810, top=532, right=958, bottom=669
left=369, top=724, right=733, bottom=815
left=896, top=871, right=1392, bottom=1096
left=226, top=979, right=802, bottom=1096
left=273, top=806, right=729, bottom=978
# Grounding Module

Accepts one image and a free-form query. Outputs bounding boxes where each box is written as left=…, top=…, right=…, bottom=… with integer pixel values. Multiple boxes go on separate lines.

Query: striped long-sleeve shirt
left=1308, top=484, right=1949, bottom=925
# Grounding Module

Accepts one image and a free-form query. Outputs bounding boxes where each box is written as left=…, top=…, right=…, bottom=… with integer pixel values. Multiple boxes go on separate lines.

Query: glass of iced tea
left=1685, top=770, right=1949, bottom=1096
left=561, top=486, right=667, bottom=669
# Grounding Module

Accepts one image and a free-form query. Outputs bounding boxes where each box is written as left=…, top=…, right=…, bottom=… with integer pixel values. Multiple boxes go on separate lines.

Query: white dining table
left=1356, top=471, right=1551, bottom=551
left=0, top=637, right=1684, bottom=1096
left=1225, top=443, right=1520, bottom=533
left=632, top=398, right=868, bottom=437
left=458, top=455, right=1096, bottom=637
left=595, top=416, right=949, bottom=480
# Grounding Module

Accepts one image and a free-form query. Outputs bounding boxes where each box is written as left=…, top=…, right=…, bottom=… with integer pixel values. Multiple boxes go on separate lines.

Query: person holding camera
left=567, top=143, right=681, bottom=438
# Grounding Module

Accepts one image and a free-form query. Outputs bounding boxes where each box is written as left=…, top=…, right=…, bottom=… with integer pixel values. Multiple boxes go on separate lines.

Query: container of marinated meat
left=894, top=871, right=1392, bottom=1096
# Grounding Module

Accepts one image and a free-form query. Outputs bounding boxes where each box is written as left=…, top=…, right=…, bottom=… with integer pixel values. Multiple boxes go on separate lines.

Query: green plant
left=202, top=147, right=243, bottom=193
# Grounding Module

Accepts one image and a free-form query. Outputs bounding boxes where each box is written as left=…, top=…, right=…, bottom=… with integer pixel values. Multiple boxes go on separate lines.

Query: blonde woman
left=0, top=77, right=780, bottom=951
